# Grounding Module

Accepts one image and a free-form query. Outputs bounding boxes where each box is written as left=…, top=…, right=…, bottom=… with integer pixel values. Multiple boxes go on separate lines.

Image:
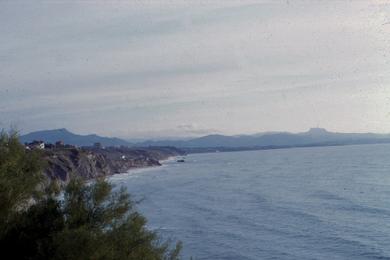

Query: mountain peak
left=306, top=128, right=330, bottom=135
left=56, top=128, right=69, bottom=132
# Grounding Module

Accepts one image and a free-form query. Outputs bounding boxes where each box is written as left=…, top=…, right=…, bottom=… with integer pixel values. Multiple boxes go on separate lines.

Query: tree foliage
left=0, top=130, right=181, bottom=259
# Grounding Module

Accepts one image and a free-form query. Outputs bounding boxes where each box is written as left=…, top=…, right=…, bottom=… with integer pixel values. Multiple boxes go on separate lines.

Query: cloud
left=0, top=1, right=390, bottom=137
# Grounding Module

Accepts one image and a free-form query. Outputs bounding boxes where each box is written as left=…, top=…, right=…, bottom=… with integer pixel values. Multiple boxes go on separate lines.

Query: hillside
left=21, top=128, right=131, bottom=147
left=43, top=146, right=185, bottom=182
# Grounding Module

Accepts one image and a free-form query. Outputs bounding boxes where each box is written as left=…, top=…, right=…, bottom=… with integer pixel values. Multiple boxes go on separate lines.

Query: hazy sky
left=1, top=1, right=390, bottom=139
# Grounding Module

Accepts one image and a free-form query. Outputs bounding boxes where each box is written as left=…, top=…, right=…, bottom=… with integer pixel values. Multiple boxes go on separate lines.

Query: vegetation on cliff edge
left=0, top=130, right=181, bottom=259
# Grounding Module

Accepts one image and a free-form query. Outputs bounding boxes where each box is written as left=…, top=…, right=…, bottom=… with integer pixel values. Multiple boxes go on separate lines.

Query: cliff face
left=43, top=147, right=184, bottom=182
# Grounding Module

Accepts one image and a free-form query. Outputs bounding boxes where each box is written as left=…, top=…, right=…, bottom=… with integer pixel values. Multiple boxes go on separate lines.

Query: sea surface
left=110, top=144, right=390, bottom=260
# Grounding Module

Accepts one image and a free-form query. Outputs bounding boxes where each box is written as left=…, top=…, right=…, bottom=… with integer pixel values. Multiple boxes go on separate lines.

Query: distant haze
left=1, top=1, right=389, bottom=138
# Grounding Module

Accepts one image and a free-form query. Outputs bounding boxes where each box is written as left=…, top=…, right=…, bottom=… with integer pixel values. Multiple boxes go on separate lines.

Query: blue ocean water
left=110, top=144, right=390, bottom=260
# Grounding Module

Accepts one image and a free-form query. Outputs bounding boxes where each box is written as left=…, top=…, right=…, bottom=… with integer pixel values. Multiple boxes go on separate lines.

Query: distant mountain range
left=20, top=128, right=132, bottom=147
left=20, top=128, right=390, bottom=150
left=137, top=128, right=390, bottom=148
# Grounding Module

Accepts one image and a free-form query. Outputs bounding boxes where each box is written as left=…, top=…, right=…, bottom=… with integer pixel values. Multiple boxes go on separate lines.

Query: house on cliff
left=26, top=140, right=45, bottom=150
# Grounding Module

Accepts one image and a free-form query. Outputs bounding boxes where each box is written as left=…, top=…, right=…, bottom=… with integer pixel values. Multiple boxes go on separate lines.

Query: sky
left=1, top=0, right=390, bottom=139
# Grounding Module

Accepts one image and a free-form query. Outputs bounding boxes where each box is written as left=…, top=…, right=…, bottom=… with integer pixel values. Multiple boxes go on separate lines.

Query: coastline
left=108, top=156, right=181, bottom=183
left=43, top=146, right=185, bottom=182
left=159, top=155, right=181, bottom=164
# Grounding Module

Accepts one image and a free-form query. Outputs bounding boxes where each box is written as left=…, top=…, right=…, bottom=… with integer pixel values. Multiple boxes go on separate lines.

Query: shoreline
left=43, top=146, right=185, bottom=182
left=159, top=155, right=182, bottom=164
left=108, top=155, right=182, bottom=182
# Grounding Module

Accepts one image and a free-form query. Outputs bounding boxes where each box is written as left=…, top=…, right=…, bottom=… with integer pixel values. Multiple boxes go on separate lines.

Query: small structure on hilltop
left=26, top=140, right=45, bottom=150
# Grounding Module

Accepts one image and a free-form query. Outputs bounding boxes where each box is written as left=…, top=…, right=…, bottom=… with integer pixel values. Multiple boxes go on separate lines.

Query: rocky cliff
left=43, top=146, right=185, bottom=182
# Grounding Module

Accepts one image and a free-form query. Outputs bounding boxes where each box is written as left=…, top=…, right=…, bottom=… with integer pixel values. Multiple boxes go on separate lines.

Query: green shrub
left=0, top=130, right=181, bottom=259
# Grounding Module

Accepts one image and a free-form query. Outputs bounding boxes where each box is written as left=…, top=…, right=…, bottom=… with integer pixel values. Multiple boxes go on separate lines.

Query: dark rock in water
left=177, top=159, right=185, bottom=163
left=43, top=146, right=185, bottom=182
